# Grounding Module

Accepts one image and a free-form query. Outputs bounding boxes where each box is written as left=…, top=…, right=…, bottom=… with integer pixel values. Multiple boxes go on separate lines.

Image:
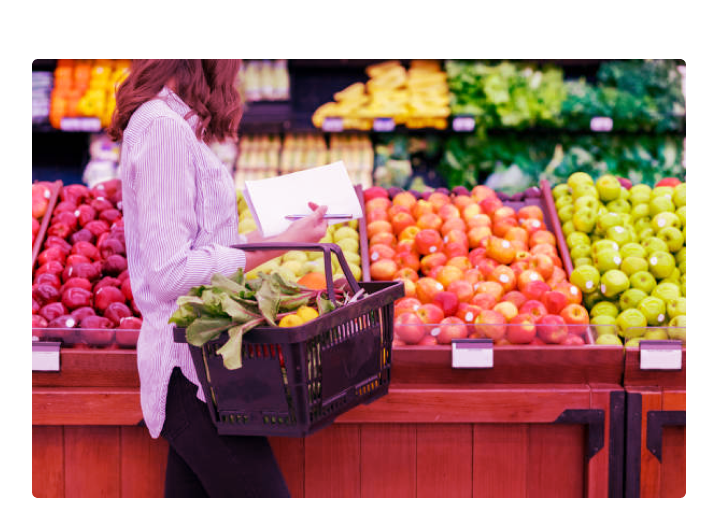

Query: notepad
left=242, top=161, right=364, bottom=238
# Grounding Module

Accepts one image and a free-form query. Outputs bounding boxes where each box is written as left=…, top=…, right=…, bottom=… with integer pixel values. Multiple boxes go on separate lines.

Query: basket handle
left=231, top=242, right=361, bottom=303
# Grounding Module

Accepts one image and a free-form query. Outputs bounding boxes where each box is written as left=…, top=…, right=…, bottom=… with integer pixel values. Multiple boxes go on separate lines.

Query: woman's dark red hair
left=107, top=59, right=244, bottom=143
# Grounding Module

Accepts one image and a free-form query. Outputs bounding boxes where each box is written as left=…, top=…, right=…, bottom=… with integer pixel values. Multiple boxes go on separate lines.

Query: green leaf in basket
left=316, top=293, right=336, bottom=316
left=279, top=291, right=317, bottom=312
left=168, top=303, right=199, bottom=327
left=217, top=317, right=266, bottom=370
left=269, top=272, right=303, bottom=295
left=211, top=272, right=249, bottom=297
left=255, top=275, right=281, bottom=326
left=185, top=316, right=235, bottom=347
left=229, top=268, right=246, bottom=286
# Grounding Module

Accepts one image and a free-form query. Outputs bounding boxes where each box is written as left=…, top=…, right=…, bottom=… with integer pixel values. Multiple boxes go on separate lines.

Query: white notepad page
left=242, top=161, right=364, bottom=238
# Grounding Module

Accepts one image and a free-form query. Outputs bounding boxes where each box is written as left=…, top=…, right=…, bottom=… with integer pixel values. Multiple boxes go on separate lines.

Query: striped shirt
left=120, top=86, right=247, bottom=438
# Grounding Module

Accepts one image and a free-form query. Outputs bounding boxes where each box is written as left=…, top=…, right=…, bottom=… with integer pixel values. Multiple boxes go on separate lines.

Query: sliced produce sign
left=363, top=185, right=592, bottom=346
left=555, top=173, right=685, bottom=346
left=31, top=179, right=142, bottom=346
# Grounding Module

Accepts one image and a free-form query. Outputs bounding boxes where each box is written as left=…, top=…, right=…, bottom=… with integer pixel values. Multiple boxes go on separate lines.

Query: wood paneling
left=269, top=436, right=305, bottom=498
left=360, top=424, right=416, bottom=497
left=660, top=426, right=686, bottom=498
left=32, top=426, right=64, bottom=498
left=120, top=427, right=168, bottom=498
left=64, top=426, right=121, bottom=497
left=527, top=424, right=585, bottom=497
left=416, top=424, right=472, bottom=498
left=473, top=424, right=528, bottom=497
left=303, top=424, right=361, bottom=498
left=639, top=391, right=663, bottom=499
left=33, top=388, right=142, bottom=426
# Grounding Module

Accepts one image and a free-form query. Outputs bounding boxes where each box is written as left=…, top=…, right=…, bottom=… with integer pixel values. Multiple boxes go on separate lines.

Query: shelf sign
left=32, top=341, right=61, bottom=372
left=590, top=116, right=613, bottom=132
left=451, top=339, right=493, bottom=369
left=60, top=117, right=102, bottom=132
left=322, top=117, right=344, bottom=132
left=452, top=115, right=476, bottom=132
left=373, top=117, right=396, bottom=132
left=640, top=340, right=682, bottom=371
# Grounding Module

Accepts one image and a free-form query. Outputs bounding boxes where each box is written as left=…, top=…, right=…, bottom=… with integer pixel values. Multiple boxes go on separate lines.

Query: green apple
left=592, top=239, right=620, bottom=255
left=651, top=211, right=681, bottom=231
left=595, top=174, right=622, bottom=202
left=656, top=227, right=684, bottom=253
left=652, top=186, right=674, bottom=198
left=558, top=204, right=575, bottom=224
left=574, top=195, right=599, bottom=211
left=572, top=208, right=597, bottom=233
left=675, top=247, right=685, bottom=264
left=678, top=260, right=686, bottom=275
left=619, top=288, right=648, bottom=311
left=625, top=338, right=642, bottom=348
left=676, top=206, right=685, bottom=228
left=566, top=231, right=591, bottom=249
left=634, top=217, right=652, bottom=234
left=590, top=301, right=620, bottom=319
left=666, top=297, right=686, bottom=319
left=630, top=271, right=657, bottom=294
left=631, top=203, right=650, bottom=221
left=596, top=334, right=623, bottom=345
left=591, top=315, right=618, bottom=336
left=642, top=237, right=669, bottom=255
left=606, top=225, right=632, bottom=246
left=680, top=274, right=686, bottom=296
left=621, top=256, right=649, bottom=276
left=555, top=195, right=573, bottom=211
left=638, top=228, right=655, bottom=243
left=342, top=250, right=361, bottom=266
left=574, top=257, right=594, bottom=268
left=652, top=282, right=681, bottom=304
left=583, top=289, right=606, bottom=310
left=629, top=184, right=652, bottom=204
left=573, top=185, right=599, bottom=201
left=568, top=172, right=594, bottom=189
left=552, top=183, right=571, bottom=199
left=620, top=243, right=646, bottom=259
left=643, top=328, right=669, bottom=341
left=283, top=250, right=309, bottom=264
left=606, top=199, right=631, bottom=214
left=667, top=315, right=686, bottom=342
left=570, top=244, right=593, bottom=262
left=620, top=187, right=630, bottom=200
left=600, top=269, right=629, bottom=298
left=637, top=296, right=667, bottom=326
left=594, top=249, right=622, bottom=273
left=616, top=308, right=648, bottom=338
left=562, top=221, right=576, bottom=238
left=596, top=212, right=624, bottom=233
left=648, top=251, right=676, bottom=279
left=661, top=267, right=680, bottom=285
left=672, top=183, right=685, bottom=208
left=570, top=265, right=601, bottom=294
left=649, top=195, right=675, bottom=216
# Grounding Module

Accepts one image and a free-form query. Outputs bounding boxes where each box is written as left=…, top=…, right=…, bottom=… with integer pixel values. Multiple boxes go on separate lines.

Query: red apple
left=420, top=253, right=448, bottom=276
left=553, top=281, right=583, bottom=306
left=435, top=316, right=469, bottom=344
left=36, top=260, right=64, bottom=278
left=536, top=314, right=569, bottom=344
left=104, top=301, right=133, bottom=326
left=103, top=254, right=128, bottom=276
left=94, top=285, right=126, bottom=313
left=417, top=334, right=438, bottom=346
left=370, top=258, right=399, bottom=281
left=394, top=297, right=422, bottom=317
left=540, top=290, right=569, bottom=315
left=562, top=334, right=586, bottom=346
left=506, top=313, right=537, bottom=344
left=62, top=287, right=93, bottom=310
left=363, top=187, right=389, bottom=202
left=493, top=301, right=518, bottom=322
left=71, top=306, right=97, bottom=323
left=369, top=232, right=396, bottom=248
left=519, top=300, right=548, bottom=320
left=485, top=236, right=516, bottom=265
left=34, top=273, right=61, bottom=290
left=501, top=290, right=527, bottom=309
left=472, top=293, right=497, bottom=310
left=32, top=283, right=60, bottom=305
left=416, top=303, right=445, bottom=327
left=432, top=291, right=459, bottom=317
left=528, top=253, right=555, bottom=280
left=475, top=309, right=507, bottom=341
left=489, top=265, right=517, bottom=292
left=560, top=303, right=590, bottom=337
left=446, top=280, right=474, bottom=304
left=415, top=229, right=444, bottom=255
left=39, top=302, right=67, bottom=322
left=79, top=315, right=115, bottom=346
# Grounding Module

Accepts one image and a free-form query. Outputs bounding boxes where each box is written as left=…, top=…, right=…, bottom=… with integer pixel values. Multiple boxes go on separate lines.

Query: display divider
left=32, top=180, right=63, bottom=273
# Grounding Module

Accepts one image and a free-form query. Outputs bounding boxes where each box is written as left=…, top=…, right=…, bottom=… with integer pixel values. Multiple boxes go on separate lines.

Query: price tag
left=32, top=341, right=61, bottom=372
left=452, top=339, right=493, bottom=369
left=322, top=117, right=344, bottom=132
left=640, top=340, right=682, bottom=371
left=60, top=117, right=102, bottom=132
left=590, top=116, right=613, bottom=132
left=452, top=116, right=476, bottom=132
left=373, top=117, right=396, bottom=132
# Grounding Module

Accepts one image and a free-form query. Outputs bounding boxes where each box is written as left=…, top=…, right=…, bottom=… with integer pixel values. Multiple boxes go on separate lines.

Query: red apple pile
left=32, top=182, right=53, bottom=246
left=32, top=179, right=142, bottom=346
left=363, top=185, right=590, bottom=347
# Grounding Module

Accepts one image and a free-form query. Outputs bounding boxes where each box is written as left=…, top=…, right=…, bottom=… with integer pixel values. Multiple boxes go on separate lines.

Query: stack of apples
left=236, top=192, right=364, bottom=283
left=363, top=185, right=591, bottom=347
left=555, top=173, right=686, bottom=346
left=32, top=182, right=53, bottom=247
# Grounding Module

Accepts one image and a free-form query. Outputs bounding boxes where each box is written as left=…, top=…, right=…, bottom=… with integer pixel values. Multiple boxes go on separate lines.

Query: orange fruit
left=298, top=272, right=327, bottom=290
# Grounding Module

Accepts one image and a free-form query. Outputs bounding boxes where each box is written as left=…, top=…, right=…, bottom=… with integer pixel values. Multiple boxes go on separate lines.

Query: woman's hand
left=281, top=202, right=329, bottom=244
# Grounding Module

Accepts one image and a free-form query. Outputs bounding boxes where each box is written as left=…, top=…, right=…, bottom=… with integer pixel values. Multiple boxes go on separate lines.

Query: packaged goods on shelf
left=32, top=72, right=53, bottom=125
left=49, top=59, right=130, bottom=130
left=312, top=60, right=450, bottom=130
left=209, top=139, right=238, bottom=173
left=82, top=134, right=121, bottom=188
left=242, top=59, right=290, bottom=102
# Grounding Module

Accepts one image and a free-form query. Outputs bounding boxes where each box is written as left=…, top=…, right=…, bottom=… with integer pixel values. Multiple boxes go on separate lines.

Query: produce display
left=32, top=181, right=54, bottom=248
left=236, top=191, right=364, bottom=284
left=32, top=71, right=53, bottom=126
left=31, top=179, right=142, bottom=345
left=49, top=59, right=130, bottom=129
left=234, top=133, right=373, bottom=188
left=241, top=59, right=290, bottom=102
left=555, top=173, right=685, bottom=345
left=312, top=60, right=450, bottom=130
left=362, top=185, right=595, bottom=346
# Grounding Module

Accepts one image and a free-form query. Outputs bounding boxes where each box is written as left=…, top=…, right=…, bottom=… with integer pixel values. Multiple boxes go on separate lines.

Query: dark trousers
left=160, top=367, right=291, bottom=498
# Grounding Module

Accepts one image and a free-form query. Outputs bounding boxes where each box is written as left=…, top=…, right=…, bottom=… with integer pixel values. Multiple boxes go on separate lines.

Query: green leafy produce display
left=170, top=270, right=361, bottom=370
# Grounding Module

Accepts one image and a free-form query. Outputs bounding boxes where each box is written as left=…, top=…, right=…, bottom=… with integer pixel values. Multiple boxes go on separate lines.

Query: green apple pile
left=236, top=191, right=364, bottom=282
left=553, top=172, right=685, bottom=346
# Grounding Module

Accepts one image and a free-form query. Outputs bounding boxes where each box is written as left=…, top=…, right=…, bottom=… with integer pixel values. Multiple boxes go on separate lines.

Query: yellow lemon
left=296, top=306, right=319, bottom=323
left=279, top=314, right=304, bottom=328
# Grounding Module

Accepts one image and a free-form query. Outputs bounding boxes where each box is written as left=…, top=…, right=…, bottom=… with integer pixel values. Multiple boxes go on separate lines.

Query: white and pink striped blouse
left=120, top=86, right=246, bottom=438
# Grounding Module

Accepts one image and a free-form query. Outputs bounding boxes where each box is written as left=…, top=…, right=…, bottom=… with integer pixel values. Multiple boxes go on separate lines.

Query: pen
left=285, top=214, right=354, bottom=220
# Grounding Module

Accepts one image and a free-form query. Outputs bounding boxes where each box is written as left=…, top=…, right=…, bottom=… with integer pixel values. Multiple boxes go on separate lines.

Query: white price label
left=640, top=341, right=682, bottom=371
left=322, top=117, right=344, bottom=132
left=590, top=116, right=613, bottom=132
left=452, top=339, right=493, bottom=369
left=452, top=116, right=476, bottom=132
left=373, top=117, right=396, bottom=132
left=32, top=341, right=61, bottom=371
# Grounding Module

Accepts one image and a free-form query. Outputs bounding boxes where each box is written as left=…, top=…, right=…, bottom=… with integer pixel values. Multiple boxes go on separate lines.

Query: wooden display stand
left=624, top=345, right=686, bottom=498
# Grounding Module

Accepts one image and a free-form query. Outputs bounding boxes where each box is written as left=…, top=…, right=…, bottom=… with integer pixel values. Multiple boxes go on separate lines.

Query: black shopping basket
left=173, top=242, right=404, bottom=437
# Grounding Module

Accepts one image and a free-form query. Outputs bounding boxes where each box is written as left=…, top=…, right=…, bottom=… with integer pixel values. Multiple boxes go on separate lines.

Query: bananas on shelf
left=312, top=60, right=450, bottom=130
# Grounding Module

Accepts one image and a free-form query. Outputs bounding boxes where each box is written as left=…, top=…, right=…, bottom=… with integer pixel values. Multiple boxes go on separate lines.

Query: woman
left=108, top=60, right=328, bottom=497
